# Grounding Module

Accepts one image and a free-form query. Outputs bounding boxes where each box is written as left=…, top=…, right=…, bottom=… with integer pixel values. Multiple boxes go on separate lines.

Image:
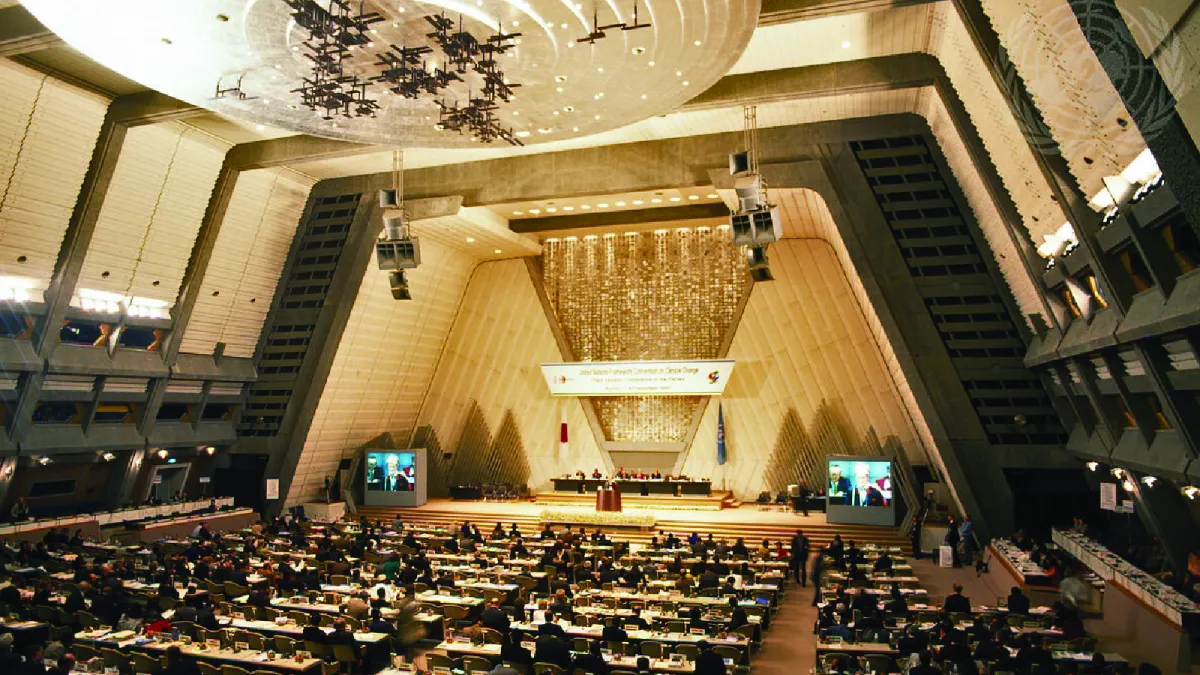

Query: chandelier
left=284, top=0, right=524, bottom=145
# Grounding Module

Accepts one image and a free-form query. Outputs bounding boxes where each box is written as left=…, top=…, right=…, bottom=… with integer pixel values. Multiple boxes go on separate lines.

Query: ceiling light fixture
left=597, top=203, right=609, bottom=208
left=615, top=201, right=627, bottom=206
left=529, top=208, right=541, bottom=214
left=1184, top=486, right=1200, bottom=500
left=669, top=197, right=681, bottom=202
left=1142, top=475, right=1157, bottom=487
left=466, top=237, right=476, bottom=242
left=650, top=198, right=661, bottom=203
left=632, top=200, right=644, bottom=205
left=706, top=193, right=718, bottom=199
left=580, top=204, right=590, bottom=209
left=157, top=448, right=169, bottom=459
left=494, top=249, right=502, bottom=254
left=1085, top=461, right=1098, bottom=471
left=687, top=195, right=699, bottom=200
left=841, top=40, right=851, bottom=48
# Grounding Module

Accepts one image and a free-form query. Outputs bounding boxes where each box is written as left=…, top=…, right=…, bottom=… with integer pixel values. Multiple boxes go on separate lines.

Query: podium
left=303, top=501, right=346, bottom=523
left=595, top=487, right=623, bottom=512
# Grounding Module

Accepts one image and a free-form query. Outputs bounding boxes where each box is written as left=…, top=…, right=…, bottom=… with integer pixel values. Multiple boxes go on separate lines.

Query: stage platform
left=357, top=498, right=909, bottom=550
left=534, top=489, right=737, bottom=511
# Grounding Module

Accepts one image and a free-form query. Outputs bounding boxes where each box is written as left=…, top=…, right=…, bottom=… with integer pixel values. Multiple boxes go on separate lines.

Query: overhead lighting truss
left=283, top=0, right=523, bottom=145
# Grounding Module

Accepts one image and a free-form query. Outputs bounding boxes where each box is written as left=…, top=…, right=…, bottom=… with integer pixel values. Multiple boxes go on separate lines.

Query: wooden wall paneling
left=0, top=59, right=107, bottom=291
left=285, top=236, right=477, bottom=505
left=416, top=259, right=604, bottom=493
left=178, top=168, right=315, bottom=357
left=76, top=123, right=228, bottom=306
left=683, top=239, right=924, bottom=499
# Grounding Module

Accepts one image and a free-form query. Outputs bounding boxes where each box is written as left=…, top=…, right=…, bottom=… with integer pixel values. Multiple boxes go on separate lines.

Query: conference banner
left=541, top=360, right=735, bottom=397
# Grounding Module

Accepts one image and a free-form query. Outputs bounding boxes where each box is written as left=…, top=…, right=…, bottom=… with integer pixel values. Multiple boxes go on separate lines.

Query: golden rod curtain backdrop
left=542, top=227, right=747, bottom=443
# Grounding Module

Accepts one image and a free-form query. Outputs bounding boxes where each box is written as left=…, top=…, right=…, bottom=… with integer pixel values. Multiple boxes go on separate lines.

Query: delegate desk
left=552, top=478, right=712, bottom=496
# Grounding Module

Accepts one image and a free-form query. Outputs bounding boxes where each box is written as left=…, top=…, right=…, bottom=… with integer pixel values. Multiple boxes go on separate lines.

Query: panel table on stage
left=552, top=477, right=712, bottom=496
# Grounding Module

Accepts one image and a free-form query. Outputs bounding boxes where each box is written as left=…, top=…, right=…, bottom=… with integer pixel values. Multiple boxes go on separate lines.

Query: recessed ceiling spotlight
left=513, top=111, right=519, bottom=116
left=561, top=22, right=568, bottom=28
left=580, top=204, right=591, bottom=209
left=563, top=106, right=574, bottom=112
left=615, top=201, right=627, bottom=206
left=537, top=127, right=553, bottom=134
left=648, top=61, right=655, bottom=67
left=632, top=47, right=645, bottom=55
left=675, top=71, right=682, bottom=76
left=651, top=198, right=662, bottom=203
left=563, top=206, right=574, bottom=211
left=598, top=203, right=609, bottom=208
left=669, top=197, right=681, bottom=202
left=641, top=94, right=647, bottom=99
left=516, top=130, right=531, bottom=137
left=556, top=87, right=564, bottom=92
left=255, top=124, right=265, bottom=131
left=556, top=75, right=567, bottom=82
left=688, top=195, right=699, bottom=200
left=594, top=114, right=601, bottom=120
left=466, top=237, right=476, bottom=242
left=274, top=64, right=282, bottom=69
left=292, top=46, right=300, bottom=51
left=707, top=193, right=718, bottom=199
left=512, top=19, right=519, bottom=26
left=597, top=67, right=604, bottom=73
left=682, top=81, right=689, bottom=86
left=572, top=127, right=579, bottom=132
left=553, top=110, right=560, bottom=115
left=568, top=41, right=575, bottom=48
left=529, top=208, right=541, bottom=214
left=632, top=200, right=644, bottom=205
left=512, top=211, right=524, bottom=216
left=694, top=40, right=702, bottom=46
left=495, top=249, right=502, bottom=254
left=841, top=40, right=851, bottom=48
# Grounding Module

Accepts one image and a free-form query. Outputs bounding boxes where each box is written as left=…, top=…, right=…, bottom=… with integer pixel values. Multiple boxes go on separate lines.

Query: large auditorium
left=0, top=1, right=1198, bottom=675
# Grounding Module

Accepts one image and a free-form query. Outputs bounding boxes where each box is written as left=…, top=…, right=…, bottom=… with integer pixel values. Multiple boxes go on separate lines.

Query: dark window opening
left=118, top=326, right=161, bottom=350
left=29, top=479, right=76, bottom=498
left=60, top=321, right=104, bottom=346
left=32, top=402, right=81, bottom=424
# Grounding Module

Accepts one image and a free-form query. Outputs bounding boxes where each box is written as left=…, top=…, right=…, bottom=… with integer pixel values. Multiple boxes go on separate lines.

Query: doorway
left=145, top=463, right=191, bottom=502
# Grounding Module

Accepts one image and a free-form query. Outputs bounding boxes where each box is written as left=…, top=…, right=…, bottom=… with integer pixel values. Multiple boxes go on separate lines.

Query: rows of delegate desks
left=9, top=520, right=789, bottom=674
left=810, top=546, right=1128, bottom=673
left=551, top=478, right=712, bottom=496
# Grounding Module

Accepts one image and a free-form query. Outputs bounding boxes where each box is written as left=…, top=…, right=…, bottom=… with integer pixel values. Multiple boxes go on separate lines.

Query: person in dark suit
left=1007, top=587, right=1030, bottom=614
left=693, top=641, right=727, bottom=675
left=46, top=655, right=74, bottom=675
left=827, top=464, right=853, bottom=505
left=942, top=584, right=971, bottom=614
left=698, top=569, right=720, bottom=590
left=15, top=645, right=46, bottom=675
left=302, top=613, right=327, bottom=645
left=480, top=601, right=511, bottom=634
left=601, top=619, right=628, bottom=642
left=500, top=634, right=532, bottom=666
left=537, top=621, right=567, bottom=640
left=161, top=647, right=200, bottom=675
left=727, top=596, right=749, bottom=630
left=571, top=642, right=609, bottom=675
left=534, top=633, right=572, bottom=669
left=790, top=530, right=809, bottom=586
left=365, top=456, right=385, bottom=490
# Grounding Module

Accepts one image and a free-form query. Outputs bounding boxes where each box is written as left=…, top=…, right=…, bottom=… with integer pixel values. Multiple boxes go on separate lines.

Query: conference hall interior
left=0, top=2, right=1198, bottom=675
